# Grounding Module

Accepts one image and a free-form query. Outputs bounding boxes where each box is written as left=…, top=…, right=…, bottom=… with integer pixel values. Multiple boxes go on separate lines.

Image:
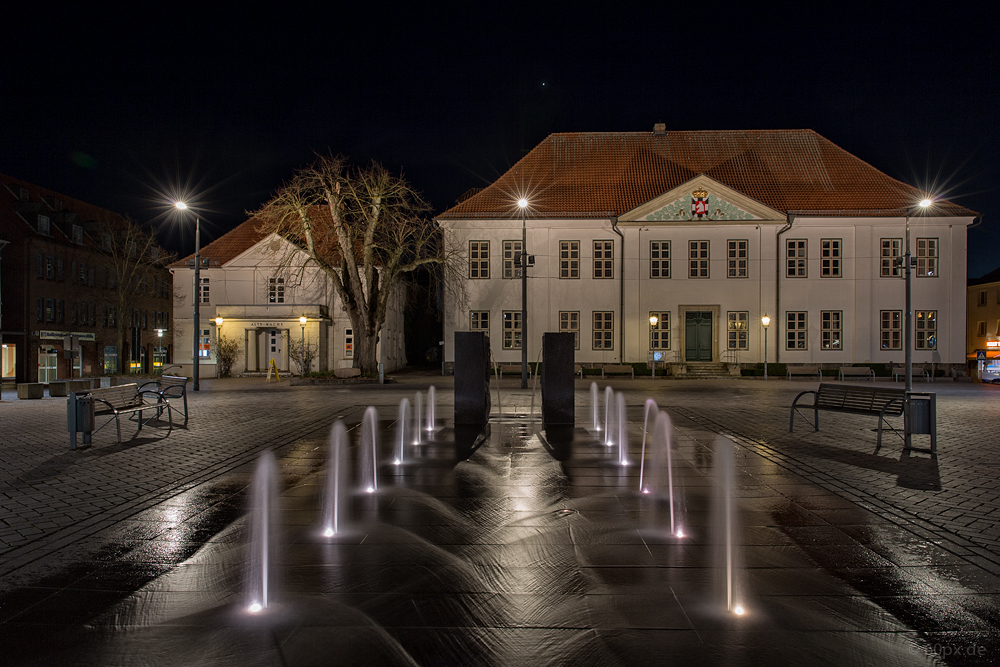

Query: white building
left=437, top=128, right=978, bottom=375
left=169, top=215, right=407, bottom=377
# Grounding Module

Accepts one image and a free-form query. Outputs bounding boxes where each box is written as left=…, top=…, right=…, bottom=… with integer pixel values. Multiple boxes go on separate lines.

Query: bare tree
left=286, top=335, right=317, bottom=377
left=252, top=153, right=453, bottom=374
left=90, top=216, right=173, bottom=373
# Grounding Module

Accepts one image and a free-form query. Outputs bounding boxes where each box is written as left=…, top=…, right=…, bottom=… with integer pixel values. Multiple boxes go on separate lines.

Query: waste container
left=904, top=391, right=936, bottom=453
left=67, top=392, right=95, bottom=449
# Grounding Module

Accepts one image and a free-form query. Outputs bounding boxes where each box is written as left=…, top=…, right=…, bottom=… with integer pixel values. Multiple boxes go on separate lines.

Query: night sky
left=2, top=4, right=997, bottom=276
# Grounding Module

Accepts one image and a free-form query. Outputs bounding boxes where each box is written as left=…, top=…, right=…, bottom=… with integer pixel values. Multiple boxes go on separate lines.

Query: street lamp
left=175, top=201, right=201, bottom=391
left=299, top=316, right=307, bottom=376
left=214, top=317, right=224, bottom=378
left=518, top=197, right=529, bottom=389
left=761, top=315, right=770, bottom=380
left=904, top=198, right=933, bottom=392
left=649, top=315, right=659, bottom=378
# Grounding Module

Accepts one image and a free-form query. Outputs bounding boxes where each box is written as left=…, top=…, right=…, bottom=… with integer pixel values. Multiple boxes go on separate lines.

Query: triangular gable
left=618, top=175, right=783, bottom=224
left=225, top=233, right=307, bottom=269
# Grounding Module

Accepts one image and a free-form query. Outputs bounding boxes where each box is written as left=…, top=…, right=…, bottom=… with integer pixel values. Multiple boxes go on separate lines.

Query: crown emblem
left=692, top=188, right=708, bottom=198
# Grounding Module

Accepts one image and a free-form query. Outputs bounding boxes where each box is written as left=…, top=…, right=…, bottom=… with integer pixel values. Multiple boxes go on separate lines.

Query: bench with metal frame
left=838, top=366, right=875, bottom=381
left=89, top=383, right=170, bottom=443
left=139, top=375, right=190, bottom=425
left=790, top=383, right=905, bottom=447
left=787, top=365, right=823, bottom=381
left=601, top=365, right=635, bottom=379
left=497, top=364, right=531, bottom=379
left=892, top=367, right=932, bottom=383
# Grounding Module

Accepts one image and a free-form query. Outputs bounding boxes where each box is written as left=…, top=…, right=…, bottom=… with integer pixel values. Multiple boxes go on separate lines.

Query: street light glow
left=649, top=315, right=658, bottom=327
left=174, top=201, right=188, bottom=210
left=919, top=198, right=932, bottom=208
left=517, top=197, right=528, bottom=209
left=761, top=315, right=770, bottom=328
left=299, top=316, right=307, bottom=324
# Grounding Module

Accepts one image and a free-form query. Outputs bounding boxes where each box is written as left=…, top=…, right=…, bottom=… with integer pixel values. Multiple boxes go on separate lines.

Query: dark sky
left=2, top=3, right=997, bottom=276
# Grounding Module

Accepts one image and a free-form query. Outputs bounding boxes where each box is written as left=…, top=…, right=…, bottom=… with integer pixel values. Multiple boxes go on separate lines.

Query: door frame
left=678, top=305, right=720, bottom=363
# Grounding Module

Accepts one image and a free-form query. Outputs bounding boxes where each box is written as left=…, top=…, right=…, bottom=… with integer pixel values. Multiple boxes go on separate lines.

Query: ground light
left=734, top=605, right=745, bottom=616
left=248, top=602, right=263, bottom=614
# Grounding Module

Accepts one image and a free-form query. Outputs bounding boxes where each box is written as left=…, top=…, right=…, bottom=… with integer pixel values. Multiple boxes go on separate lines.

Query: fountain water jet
left=616, top=392, right=629, bottom=465
left=638, top=398, right=658, bottom=491
left=394, top=398, right=411, bottom=465
left=590, top=382, right=601, bottom=433
left=426, top=386, right=436, bottom=433
left=413, top=392, right=423, bottom=444
left=322, top=421, right=348, bottom=536
left=713, top=437, right=746, bottom=615
left=603, top=386, right=614, bottom=445
left=246, top=450, right=279, bottom=612
left=359, top=407, right=379, bottom=493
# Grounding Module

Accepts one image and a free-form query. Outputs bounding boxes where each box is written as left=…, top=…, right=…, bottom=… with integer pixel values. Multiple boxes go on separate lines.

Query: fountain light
left=248, top=602, right=263, bottom=614
left=733, top=605, right=745, bottom=616
left=323, top=527, right=335, bottom=537
left=366, top=486, right=375, bottom=493
left=676, top=529, right=685, bottom=538
left=642, top=487, right=650, bottom=494
left=394, top=459, right=400, bottom=465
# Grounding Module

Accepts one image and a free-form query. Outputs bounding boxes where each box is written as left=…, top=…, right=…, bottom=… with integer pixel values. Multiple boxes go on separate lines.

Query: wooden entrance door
left=685, top=312, right=713, bottom=361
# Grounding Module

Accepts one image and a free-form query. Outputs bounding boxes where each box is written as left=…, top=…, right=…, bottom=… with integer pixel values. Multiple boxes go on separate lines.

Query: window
left=915, top=310, right=936, bottom=349
left=469, top=241, right=489, bottom=278
left=344, top=329, right=353, bottom=358
left=36, top=253, right=42, bottom=278
left=916, top=238, right=938, bottom=277
left=199, top=329, right=211, bottom=358
left=727, top=311, right=748, bottom=350
left=560, top=241, right=580, bottom=278
left=980, top=290, right=988, bottom=306
left=821, top=239, right=841, bottom=277
left=594, top=240, right=614, bottom=278
left=786, top=311, right=807, bottom=349
left=268, top=277, right=285, bottom=303
left=727, top=240, right=748, bottom=278
left=650, top=312, right=670, bottom=350
left=44, top=256, right=54, bottom=279
left=593, top=311, right=613, bottom=349
left=79, top=262, right=87, bottom=283
left=559, top=311, right=580, bottom=348
left=786, top=239, right=807, bottom=277
left=102, top=234, right=112, bottom=251
left=103, top=346, right=118, bottom=374
left=37, top=215, right=50, bottom=235
left=977, top=321, right=987, bottom=337
left=153, top=347, right=168, bottom=368
left=881, top=310, right=902, bottom=349
left=821, top=311, right=842, bottom=350
left=45, top=298, right=54, bottom=322
left=36, top=297, right=43, bottom=322
left=881, top=238, right=902, bottom=277
left=650, top=241, right=670, bottom=278
left=503, top=240, right=523, bottom=279
left=199, top=277, right=210, bottom=304
left=502, top=311, right=522, bottom=349
left=689, top=240, right=709, bottom=278
left=470, top=311, right=489, bottom=337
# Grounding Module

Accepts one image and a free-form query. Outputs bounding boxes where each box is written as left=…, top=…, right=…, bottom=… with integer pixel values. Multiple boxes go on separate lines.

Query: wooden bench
left=139, top=375, right=190, bottom=425
left=787, top=365, right=822, bottom=381
left=601, top=365, right=634, bottom=379
left=892, top=367, right=932, bottom=383
left=790, top=383, right=905, bottom=447
left=497, top=364, right=531, bottom=379
left=88, top=383, right=170, bottom=443
left=838, top=366, right=875, bottom=381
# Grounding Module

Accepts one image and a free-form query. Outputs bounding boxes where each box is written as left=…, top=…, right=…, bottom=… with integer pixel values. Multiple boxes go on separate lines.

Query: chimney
left=653, top=123, right=667, bottom=135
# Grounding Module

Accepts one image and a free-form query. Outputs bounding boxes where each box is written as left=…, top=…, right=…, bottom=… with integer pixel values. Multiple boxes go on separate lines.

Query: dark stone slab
left=542, top=332, right=574, bottom=426
left=454, top=331, right=490, bottom=425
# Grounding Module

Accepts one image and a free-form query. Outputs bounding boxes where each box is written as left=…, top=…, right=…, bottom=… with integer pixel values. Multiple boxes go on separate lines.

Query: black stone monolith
left=542, top=332, right=574, bottom=425
left=454, top=332, right=491, bottom=425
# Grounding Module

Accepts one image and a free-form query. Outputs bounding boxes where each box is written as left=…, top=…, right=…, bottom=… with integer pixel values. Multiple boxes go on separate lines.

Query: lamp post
left=649, top=315, right=658, bottom=378
left=518, top=198, right=529, bottom=389
left=214, top=317, right=224, bottom=378
left=175, top=202, right=201, bottom=391
left=904, top=199, right=933, bottom=392
left=761, top=315, right=770, bottom=380
left=299, top=315, right=307, bottom=376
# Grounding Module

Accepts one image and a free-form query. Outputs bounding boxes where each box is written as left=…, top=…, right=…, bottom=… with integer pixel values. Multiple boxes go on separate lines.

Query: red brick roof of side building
left=436, top=129, right=978, bottom=220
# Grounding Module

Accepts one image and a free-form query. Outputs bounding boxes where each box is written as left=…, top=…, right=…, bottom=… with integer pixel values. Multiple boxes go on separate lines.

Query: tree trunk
left=354, top=326, right=380, bottom=375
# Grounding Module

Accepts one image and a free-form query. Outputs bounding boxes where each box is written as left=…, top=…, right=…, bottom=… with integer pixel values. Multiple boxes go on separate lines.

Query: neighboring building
left=437, top=128, right=978, bottom=375
left=968, top=266, right=1000, bottom=381
left=168, top=213, right=406, bottom=377
left=0, top=175, right=173, bottom=383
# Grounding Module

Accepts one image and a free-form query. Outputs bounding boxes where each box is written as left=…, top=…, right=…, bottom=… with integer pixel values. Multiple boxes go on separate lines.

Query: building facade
left=967, top=266, right=1000, bottom=381
left=0, top=175, right=173, bottom=383
left=168, top=216, right=407, bottom=377
left=437, top=129, right=978, bottom=375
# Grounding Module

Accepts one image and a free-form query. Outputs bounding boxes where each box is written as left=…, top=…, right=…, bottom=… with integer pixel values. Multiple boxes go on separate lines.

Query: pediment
left=619, top=175, right=782, bottom=224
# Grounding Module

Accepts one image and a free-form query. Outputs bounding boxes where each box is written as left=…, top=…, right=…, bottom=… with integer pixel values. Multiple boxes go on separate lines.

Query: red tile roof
left=437, top=130, right=977, bottom=219
left=169, top=215, right=268, bottom=268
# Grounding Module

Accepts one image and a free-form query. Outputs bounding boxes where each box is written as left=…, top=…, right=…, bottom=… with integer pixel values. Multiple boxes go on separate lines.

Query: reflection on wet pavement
left=2, top=411, right=999, bottom=666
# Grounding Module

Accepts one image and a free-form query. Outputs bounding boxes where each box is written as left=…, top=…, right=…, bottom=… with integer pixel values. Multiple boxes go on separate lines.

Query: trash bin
left=904, top=391, right=936, bottom=453
left=67, top=392, right=95, bottom=449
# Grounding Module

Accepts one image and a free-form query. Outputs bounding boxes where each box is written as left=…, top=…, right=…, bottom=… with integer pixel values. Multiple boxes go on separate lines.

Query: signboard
left=987, top=341, right=1000, bottom=348
left=978, top=350, right=988, bottom=361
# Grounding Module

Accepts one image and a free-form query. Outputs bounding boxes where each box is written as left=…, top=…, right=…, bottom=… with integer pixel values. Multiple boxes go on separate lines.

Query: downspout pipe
left=611, top=217, right=625, bottom=363
left=775, top=213, right=795, bottom=364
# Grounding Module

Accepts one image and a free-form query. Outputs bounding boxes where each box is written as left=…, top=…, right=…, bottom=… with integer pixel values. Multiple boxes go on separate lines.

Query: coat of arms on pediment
left=641, top=189, right=758, bottom=222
